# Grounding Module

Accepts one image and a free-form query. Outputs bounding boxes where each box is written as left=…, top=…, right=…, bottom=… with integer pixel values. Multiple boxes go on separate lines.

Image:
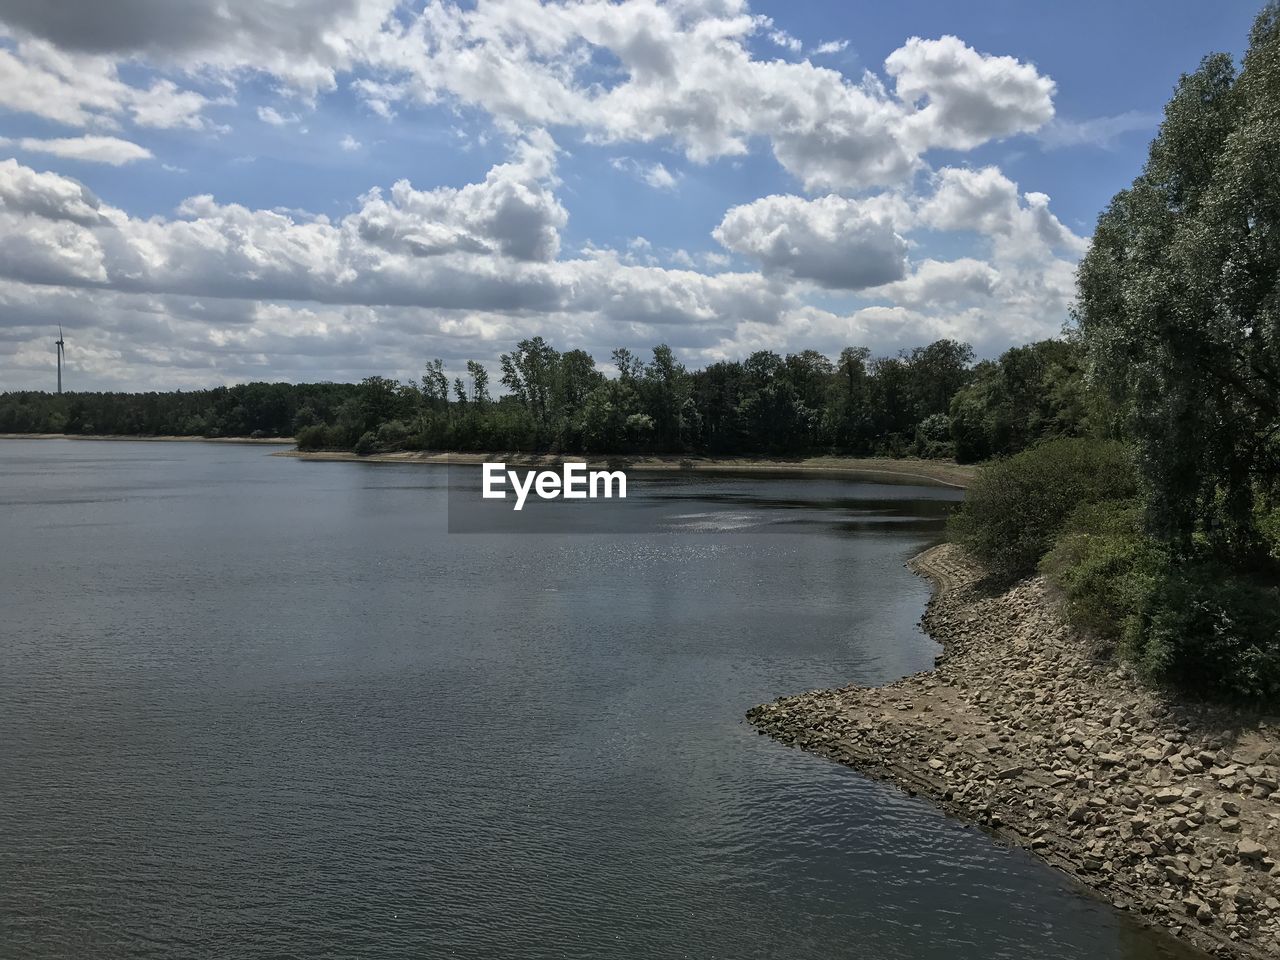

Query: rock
left=747, top=544, right=1280, bottom=955
left=1237, top=839, right=1268, bottom=862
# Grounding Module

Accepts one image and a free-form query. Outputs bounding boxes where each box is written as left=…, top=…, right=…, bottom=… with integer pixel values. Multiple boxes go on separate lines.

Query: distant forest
left=0, top=336, right=1090, bottom=463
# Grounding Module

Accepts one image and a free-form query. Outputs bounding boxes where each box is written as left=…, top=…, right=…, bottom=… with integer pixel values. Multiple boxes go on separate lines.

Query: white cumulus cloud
left=713, top=194, right=907, bottom=289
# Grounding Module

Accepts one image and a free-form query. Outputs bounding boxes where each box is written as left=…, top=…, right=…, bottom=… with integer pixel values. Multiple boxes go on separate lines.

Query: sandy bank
left=0, top=433, right=293, bottom=445
left=749, top=544, right=1280, bottom=959
left=275, top=450, right=974, bottom=488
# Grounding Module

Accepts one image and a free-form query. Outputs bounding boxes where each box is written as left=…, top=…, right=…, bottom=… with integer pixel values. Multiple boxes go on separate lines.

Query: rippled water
left=0, top=441, right=1202, bottom=960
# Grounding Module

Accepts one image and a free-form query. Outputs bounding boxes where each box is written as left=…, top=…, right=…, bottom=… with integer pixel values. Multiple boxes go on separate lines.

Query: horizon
left=0, top=0, right=1261, bottom=392
left=6, top=331, right=1014, bottom=396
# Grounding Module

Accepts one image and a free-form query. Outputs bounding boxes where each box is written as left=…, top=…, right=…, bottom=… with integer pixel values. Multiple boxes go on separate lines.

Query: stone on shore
left=746, top=543, right=1280, bottom=960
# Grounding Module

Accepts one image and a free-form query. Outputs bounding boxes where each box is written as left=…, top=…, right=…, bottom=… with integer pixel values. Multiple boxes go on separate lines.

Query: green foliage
left=949, top=340, right=1091, bottom=463
left=295, top=424, right=328, bottom=451
left=376, top=420, right=410, bottom=450
left=1043, top=498, right=1280, bottom=703
left=353, top=432, right=377, bottom=457
left=1127, top=565, right=1280, bottom=703
left=1040, top=499, right=1169, bottom=643
left=1258, top=502, right=1280, bottom=562
left=0, top=382, right=361, bottom=438
left=3, top=335, right=1013, bottom=460
left=912, top=413, right=954, bottom=460
left=1076, top=8, right=1280, bottom=562
left=949, top=439, right=1138, bottom=580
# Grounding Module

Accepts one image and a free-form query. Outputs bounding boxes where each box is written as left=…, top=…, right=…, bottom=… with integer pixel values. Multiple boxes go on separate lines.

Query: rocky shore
left=748, top=544, right=1280, bottom=959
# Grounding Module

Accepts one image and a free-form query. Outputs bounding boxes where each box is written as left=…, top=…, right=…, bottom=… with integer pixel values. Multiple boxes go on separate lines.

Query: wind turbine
left=55, top=325, right=65, bottom=394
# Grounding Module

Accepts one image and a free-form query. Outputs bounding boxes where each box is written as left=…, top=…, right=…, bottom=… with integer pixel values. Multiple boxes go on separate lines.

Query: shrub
left=295, top=424, right=328, bottom=451
left=1256, top=502, right=1280, bottom=563
left=353, top=431, right=377, bottom=456
left=1125, top=566, right=1280, bottom=703
left=949, top=438, right=1138, bottom=580
left=913, top=413, right=954, bottom=460
left=1040, top=499, right=1168, bottom=644
left=376, top=419, right=410, bottom=450
left=1043, top=498, right=1280, bottom=704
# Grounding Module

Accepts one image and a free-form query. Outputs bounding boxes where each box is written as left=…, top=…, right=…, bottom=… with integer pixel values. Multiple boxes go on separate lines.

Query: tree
left=1076, top=9, right=1280, bottom=561
left=466, top=361, right=491, bottom=405
left=500, top=337, right=560, bottom=424
left=641, top=344, right=691, bottom=450
left=948, top=340, right=1088, bottom=462
left=421, top=360, right=449, bottom=408
left=826, top=346, right=873, bottom=451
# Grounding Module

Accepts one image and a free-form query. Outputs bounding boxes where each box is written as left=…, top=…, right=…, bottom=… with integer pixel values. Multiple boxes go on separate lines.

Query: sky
left=0, top=0, right=1262, bottom=391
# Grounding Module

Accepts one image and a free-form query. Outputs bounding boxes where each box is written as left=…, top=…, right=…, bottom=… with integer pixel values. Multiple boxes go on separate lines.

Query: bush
left=1256, top=502, right=1280, bottom=563
left=353, top=431, right=377, bottom=456
left=295, top=424, right=328, bottom=451
left=376, top=419, right=410, bottom=450
left=1040, top=499, right=1168, bottom=643
left=1126, top=566, right=1280, bottom=703
left=913, top=413, right=954, bottom=459
left=949, top=438, right=1138, bottom=580
left=1043, top=498, right=1280, bottom=704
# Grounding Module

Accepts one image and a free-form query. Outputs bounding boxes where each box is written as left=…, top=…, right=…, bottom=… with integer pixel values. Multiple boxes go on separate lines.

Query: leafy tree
left=1077, top=9, right=1280, bottom=561
left=500, top=337, right=560, bottom=424
left=466, top=361, right=491, bottom=405
left=949, top=339, right=1089, bottom=462
left=421, top=360, right=449, bottom=408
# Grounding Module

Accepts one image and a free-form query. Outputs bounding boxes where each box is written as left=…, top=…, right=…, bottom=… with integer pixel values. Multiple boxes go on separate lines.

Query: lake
left=0, top=440, right=1200, bottom=959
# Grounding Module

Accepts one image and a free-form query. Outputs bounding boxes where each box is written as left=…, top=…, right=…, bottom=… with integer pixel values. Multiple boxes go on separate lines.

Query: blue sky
left=0, top=0, right=1263, bottom=389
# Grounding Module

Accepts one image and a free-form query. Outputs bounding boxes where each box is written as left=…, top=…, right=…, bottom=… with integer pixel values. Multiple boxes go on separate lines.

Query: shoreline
left=749, top=544, right=1280, bottom=960
left=0, top=435, right=973, bottom=487
left=0, top=433, right=293, bottom=445
left=276, top=449, right=974, bottom=488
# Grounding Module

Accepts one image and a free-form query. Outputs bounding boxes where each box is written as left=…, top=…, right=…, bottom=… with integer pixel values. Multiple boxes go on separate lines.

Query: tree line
left=0, top=335, right=1091, bottom=463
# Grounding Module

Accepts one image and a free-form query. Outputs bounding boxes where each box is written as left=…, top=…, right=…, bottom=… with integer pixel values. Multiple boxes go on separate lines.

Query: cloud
left=1, top=134, right=153, bottom=165
left=873, top=258, right=999, bottom=308
left=0, top=1, right=1088, bottom=388
left=1036, top=110, right=1159, bottom=149
left=0, top=144, right=781, bottom=330
left=352, top=130, right=566, bottom=262
left=767, top=29, right=802, bottom=53
left=257, top=105, right=300, bottom=126
left=378, top=6, right=1054, bottom=191
left=885, top=35, right=1055, bottom=151
left=0, top=3, right=1058, bottom=195
left=0, top=0, right=400, bottom=93
left=610, top=156, right=680, bottom=190
left=0, top=158, right=105, bottom=224
left=919, top=165, right=1087, bottom=260
left=0, top=38, right=217, bottom=130
left=713, top=193, right=907, bottom=289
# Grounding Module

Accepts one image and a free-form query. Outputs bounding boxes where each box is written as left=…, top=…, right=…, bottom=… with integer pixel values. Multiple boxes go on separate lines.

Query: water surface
left=0, top=440, right=1200, bottom=959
